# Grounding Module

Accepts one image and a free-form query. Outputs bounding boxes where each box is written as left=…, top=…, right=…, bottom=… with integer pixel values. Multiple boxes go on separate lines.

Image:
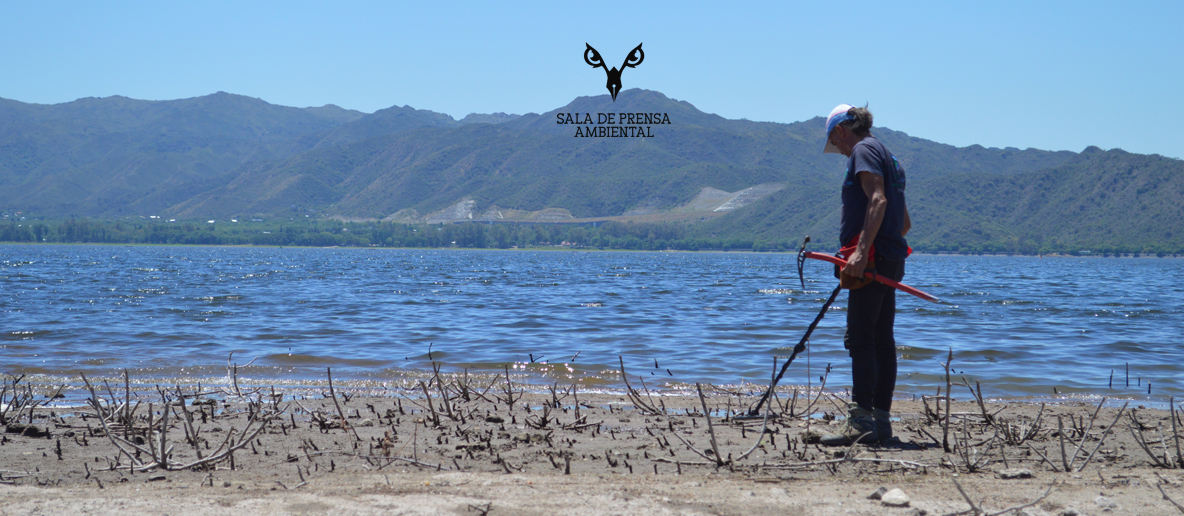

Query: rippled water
left=2, top=245, right=1181, bottom=402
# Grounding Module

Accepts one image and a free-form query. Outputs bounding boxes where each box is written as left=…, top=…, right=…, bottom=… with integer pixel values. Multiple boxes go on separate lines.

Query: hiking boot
left=873, top=408, right=893, bottom=442
left=819, top=404, right=877, bottom=446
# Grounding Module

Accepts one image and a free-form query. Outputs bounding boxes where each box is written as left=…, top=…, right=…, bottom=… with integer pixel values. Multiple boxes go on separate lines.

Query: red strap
left=839, top=235, right=874, bottom=262
left=838, top=235, right=911, bottom=261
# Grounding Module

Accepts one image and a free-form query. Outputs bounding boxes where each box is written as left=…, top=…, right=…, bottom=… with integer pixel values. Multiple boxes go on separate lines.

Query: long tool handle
left=745, top=283, right=843, bottom=417
left=802, top=252, right=940, bottom=303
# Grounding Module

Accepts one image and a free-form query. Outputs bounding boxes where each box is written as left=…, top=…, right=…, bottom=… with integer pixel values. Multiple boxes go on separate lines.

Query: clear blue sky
left=2, top=1, right=1181, bottom=158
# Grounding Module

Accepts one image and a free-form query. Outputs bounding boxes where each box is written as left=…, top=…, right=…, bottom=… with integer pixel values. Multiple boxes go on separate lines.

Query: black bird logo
left=584, top=43, right=644, bottom=101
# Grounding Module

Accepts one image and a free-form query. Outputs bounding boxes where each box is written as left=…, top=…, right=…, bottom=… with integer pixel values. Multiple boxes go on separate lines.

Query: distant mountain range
left=1, top=90, right=1181, bottom=253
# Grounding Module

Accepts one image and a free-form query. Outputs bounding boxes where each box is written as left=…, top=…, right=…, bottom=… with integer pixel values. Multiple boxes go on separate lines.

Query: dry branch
left=761, top=456, right=931, bottom=471
left=1174, top=397, right=1183, bottom=470
left=943, top=348, right=954, bottom=452
left=1076, top=401, right=1128, bottom=472
left=306, top=451, right=451, bottom=471
left=667, top=431, right=718, bottom=463
left=500, top=364, right=520, bottom=410
left=1129, top=412, right=1175, bottom=469
left=951, top=476, right=1054, bottom=516
left=418, top=380, right=441, bottom=427
left=618, top=357, right=663, bottom=416
left=1158, top=482, right=1184, bottom=514
left=998, top=403, right=1044, bottom=446
left=1066, top=397, right=1106, bottom=471
left=696, top=383, right=724, bottom=467
left=954, top=418, right=993, bottom=473
left=326, top=367, right=359, bottom=441
left=734, top=392, right=773, bottom=462
left=82, top=374, right=282, bottom=472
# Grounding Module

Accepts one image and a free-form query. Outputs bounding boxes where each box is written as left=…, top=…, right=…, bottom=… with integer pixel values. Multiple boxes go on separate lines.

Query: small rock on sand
left=1094, top=495, right=1118, bottom=512
left=880, top=488, right=910, bottom=507
left=997, top=468, right=1034, bottom=479
left=514, top=433, right=544, bottom=443
left=1058, top=509, right=1085, bottom=516
left=867, top=486, right=887, bottom=500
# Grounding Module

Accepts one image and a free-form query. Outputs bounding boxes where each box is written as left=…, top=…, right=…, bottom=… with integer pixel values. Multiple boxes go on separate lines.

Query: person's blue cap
left=824, top=104, right=854, bottom=154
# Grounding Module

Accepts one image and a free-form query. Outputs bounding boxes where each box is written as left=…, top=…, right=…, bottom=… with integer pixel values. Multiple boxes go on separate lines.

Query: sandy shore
left=2, top=377, right=1183, bottom=515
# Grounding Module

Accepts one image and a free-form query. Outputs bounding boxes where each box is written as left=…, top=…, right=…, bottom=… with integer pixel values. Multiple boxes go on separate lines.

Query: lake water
left=2, top=245, right=1182, bottom=404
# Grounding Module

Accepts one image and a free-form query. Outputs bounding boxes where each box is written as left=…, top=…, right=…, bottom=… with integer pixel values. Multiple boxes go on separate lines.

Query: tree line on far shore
left=1, top=217, right=1179, bottom=257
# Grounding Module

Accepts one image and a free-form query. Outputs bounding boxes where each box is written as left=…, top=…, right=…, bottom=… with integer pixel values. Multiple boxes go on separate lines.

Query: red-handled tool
left=744, top=237, right=939, bottom=418
left=802, top=251, right=940, bottom=303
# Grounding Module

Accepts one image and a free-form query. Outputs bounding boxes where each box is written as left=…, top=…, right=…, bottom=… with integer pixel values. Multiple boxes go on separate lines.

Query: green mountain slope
left=0, top=92, right=365, bottom=216
left=912, top=147, right=1184, bottom=253
left=701, top=146, right=1184, bottom=254
left=2, top=89, right=1179, bottom=253
left=171, top=90, right=1077, bottom=221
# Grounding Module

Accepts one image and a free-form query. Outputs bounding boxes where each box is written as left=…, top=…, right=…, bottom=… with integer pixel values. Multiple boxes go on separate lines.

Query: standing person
left=819, top=104, right=911, bottom=445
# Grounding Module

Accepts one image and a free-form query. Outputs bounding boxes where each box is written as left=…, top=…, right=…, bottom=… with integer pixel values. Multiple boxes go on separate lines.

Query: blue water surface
left=1, top=245, right=1181, bottom=402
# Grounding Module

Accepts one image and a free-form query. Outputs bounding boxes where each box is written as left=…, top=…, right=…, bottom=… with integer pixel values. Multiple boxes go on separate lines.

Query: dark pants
left=844, top=259, right=904, bottom=413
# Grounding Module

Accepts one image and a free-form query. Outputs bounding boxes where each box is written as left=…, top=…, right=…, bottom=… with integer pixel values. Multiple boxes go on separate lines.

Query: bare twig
left=952, top=476, right=1055, bottom=516
left=954, top=418, right=993, bottom=473
left=305, top=451, right=450, bottom=471
left=158, top=391, right=169, bottom=464
left=171, top=388, right=204, bottom=463
left=667, top=432, right=717, bottom=463
left=226, top=352, right=259, bottom=397
left=432, top=363, right=458, bottom=421
left=951, top=476, right=983, bottom=514
left=1057, top=415, right=1070, bottom=472
left=943, top=348, right=953, bottom=452
left=418, top=381, right=440, bottom=427
left=123, top=369, right=131, bottom=427
left=961, top=376, right=993, bottom=425
left=619, top=357, right=663, bottom=416
left=985, top=483, right=1055, bottom=516
left=997, top=403, right=1044, bottom=446
left=735, top=392, right=773, bottom=462
left=696, top=383, right=724, bottom=467
left=1025, top=443, right=1061, bottom=472
left=501, top=364, right=518, bottom=410
left=1173, top=397, right=1183, bottom=469
left=83, top=374, right=280, bottom=472
left=1066, top=397, right=1106, bottom=470
left=1158, top=483, right=1184, bottom=514
left=1129, top=412, right=1173, bottom=468
left=326, top=367, right=359, bottom=441
left=650, top=457, right=713, bottom=466
left=798, top=366, right=831, bottom=418
left=1075, top=401, right=1127, bottom=472
left=637, top=376, right=665, bottom=416
left=1160, top=426, right=1175, bottom=469
left=81, top=374, right=142, bottom=468
left=764, top=455, right=931, bottom=471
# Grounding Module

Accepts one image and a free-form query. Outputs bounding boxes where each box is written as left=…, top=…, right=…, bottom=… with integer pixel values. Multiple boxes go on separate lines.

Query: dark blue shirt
left=839, top=135, right=909, bottom=261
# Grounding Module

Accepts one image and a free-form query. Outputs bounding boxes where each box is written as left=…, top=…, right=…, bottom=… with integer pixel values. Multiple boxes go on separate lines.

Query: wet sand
left=2, top=379, right=1184, bottom=515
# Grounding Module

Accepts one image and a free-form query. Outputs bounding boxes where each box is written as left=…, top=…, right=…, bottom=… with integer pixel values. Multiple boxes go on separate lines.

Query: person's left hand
left=842, top=249, right=869, bottom=279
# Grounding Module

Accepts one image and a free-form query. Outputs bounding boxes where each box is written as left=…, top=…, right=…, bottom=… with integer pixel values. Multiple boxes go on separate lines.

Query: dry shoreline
left=3, top=373, right=1184, bottom=515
